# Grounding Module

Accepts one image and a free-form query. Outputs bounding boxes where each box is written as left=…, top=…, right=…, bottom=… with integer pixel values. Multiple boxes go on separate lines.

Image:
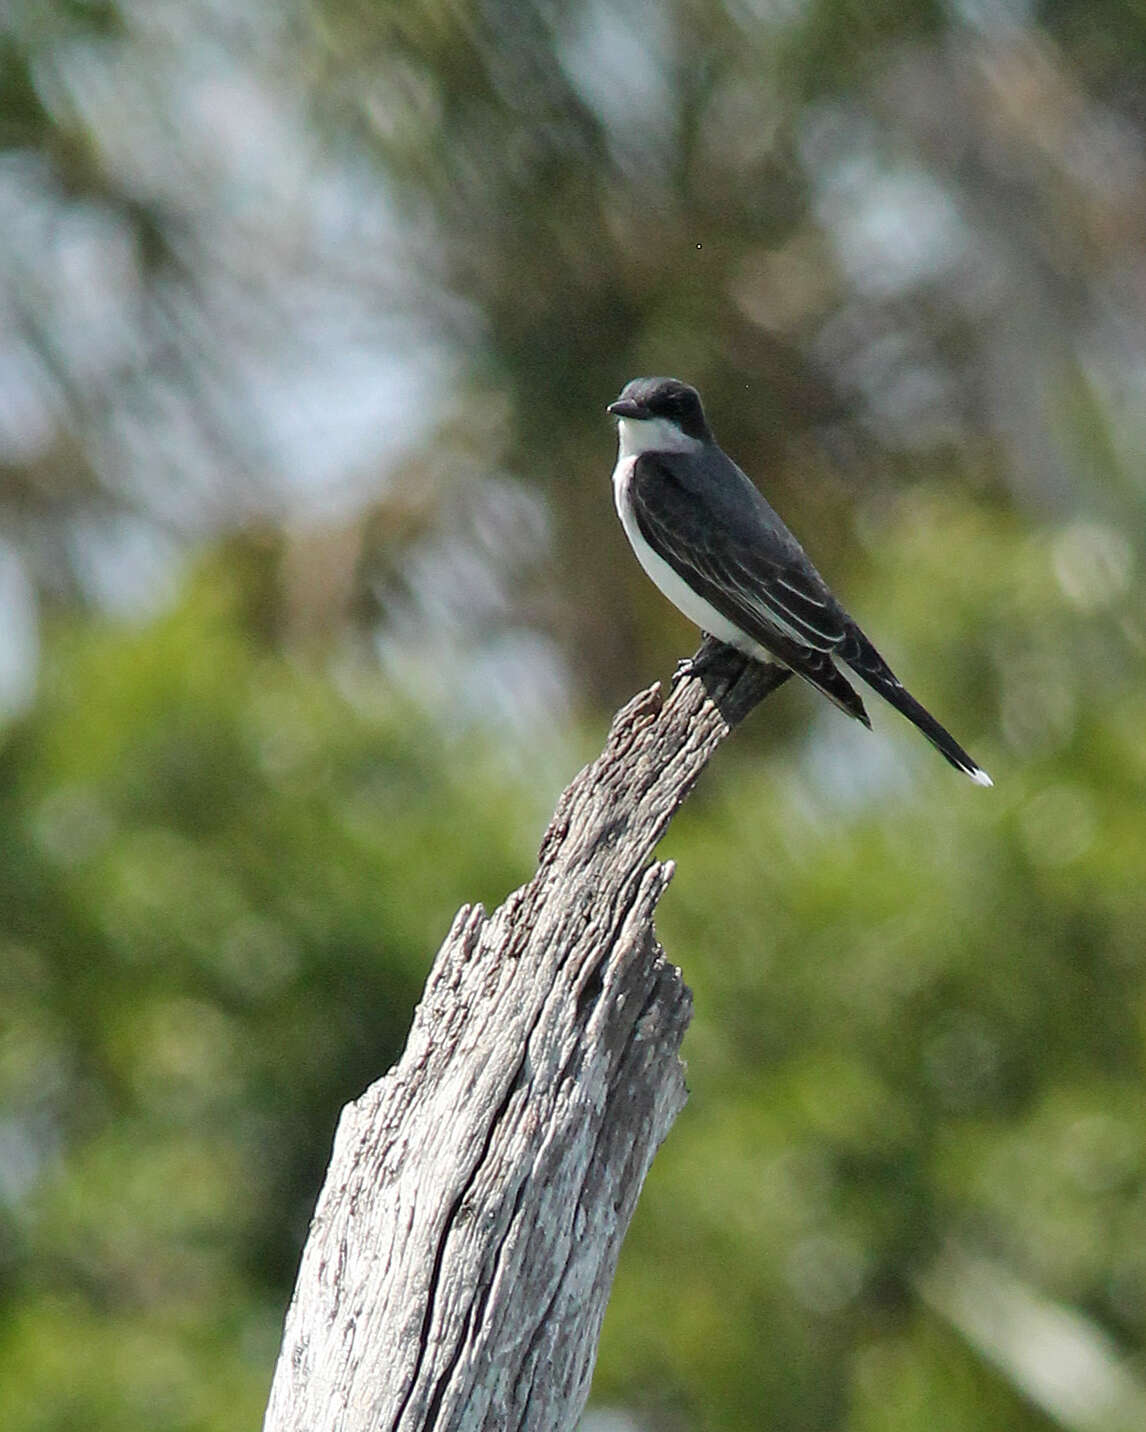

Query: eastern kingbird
left=608, top=376, right=992, bottom=785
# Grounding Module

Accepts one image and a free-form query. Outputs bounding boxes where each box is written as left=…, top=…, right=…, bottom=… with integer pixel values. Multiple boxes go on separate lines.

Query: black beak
left=607, top=398, right=646, bottom=419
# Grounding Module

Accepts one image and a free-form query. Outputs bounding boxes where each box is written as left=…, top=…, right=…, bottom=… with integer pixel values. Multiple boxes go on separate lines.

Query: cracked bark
left=262, top=641, right=791, bottom=1432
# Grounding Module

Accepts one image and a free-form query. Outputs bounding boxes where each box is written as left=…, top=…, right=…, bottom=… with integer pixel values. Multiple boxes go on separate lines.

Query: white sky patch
left=0, top=543, right=39, bottom=715
left=67, top=517, right=184, bottom=621
left=243, top=331, right=452, bottom=524
left=813, top=154, right=973, bottom=299
left=557, top=0, right=675, bottom=171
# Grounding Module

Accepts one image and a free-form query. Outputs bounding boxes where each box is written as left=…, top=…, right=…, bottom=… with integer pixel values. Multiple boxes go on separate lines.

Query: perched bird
left=607, top=376, right=992, bottom=785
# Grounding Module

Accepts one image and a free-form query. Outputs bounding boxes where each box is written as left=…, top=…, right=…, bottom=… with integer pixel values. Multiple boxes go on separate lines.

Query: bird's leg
left=672, top=633, right=716, bottom=685
left=672, top=633, right=746, bottom=687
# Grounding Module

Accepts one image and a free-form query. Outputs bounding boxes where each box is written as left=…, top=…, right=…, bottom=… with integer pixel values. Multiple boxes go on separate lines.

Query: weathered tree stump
left=263, top=642, right=790, bottom=1432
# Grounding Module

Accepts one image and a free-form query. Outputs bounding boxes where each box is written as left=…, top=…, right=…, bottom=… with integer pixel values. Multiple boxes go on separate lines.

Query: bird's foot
left=672, top=633, right=744, bottom=687
left=671, top=655, right=698, bottom=687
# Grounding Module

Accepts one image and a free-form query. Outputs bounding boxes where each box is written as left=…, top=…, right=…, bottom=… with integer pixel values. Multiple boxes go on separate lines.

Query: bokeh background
left=3, top=1, right=1146, bottom=1429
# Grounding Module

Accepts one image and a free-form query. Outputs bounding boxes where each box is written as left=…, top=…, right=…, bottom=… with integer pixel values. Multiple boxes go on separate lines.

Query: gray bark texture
left=263, top=642, right=790, bottom=1432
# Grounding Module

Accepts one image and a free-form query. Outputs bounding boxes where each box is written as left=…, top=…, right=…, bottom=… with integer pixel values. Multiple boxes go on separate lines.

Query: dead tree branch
left=263, top=642, right=790, bottom=1432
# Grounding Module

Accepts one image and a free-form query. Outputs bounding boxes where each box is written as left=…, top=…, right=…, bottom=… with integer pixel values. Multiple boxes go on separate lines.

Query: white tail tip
left=967, top=765, right=994, bottom=788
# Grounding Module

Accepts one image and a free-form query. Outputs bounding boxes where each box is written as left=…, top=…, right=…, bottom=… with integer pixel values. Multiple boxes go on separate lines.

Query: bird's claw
left=671, top=655, right=698, bottom=688
left=672, top=633, right=729, bottom=687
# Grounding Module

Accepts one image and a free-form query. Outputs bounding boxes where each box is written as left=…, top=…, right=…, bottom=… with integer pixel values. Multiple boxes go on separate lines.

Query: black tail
left=840, top=625, right=992, bottom=786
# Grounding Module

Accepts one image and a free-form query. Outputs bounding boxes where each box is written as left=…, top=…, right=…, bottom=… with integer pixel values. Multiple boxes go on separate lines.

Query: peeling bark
left=263, top=643, right=790, bottom=1432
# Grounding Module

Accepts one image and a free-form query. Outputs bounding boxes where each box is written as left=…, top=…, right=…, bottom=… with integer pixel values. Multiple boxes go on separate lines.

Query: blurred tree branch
left=262, top=643, right=790, bottom=1432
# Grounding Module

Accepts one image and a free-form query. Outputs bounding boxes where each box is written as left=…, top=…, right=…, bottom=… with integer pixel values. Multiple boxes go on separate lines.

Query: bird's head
left=607, top=377, right=712, bottom=453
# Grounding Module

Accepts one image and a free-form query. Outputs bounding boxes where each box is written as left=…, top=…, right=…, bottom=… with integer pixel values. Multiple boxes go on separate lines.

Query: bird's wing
left=626, top=452, right=991, bottom=782
left=629, top=451, right=847, bottom=652
left=629, top=452, right=870, bottom=725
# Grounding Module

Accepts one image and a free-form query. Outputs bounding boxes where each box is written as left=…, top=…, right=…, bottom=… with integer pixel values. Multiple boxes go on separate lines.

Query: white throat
left=615, top=415, right=703, bottom=460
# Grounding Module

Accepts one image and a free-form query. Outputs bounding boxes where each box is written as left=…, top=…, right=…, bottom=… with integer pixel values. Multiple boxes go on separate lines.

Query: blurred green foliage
left=0, top=564, right=534, bottom=1430
left=3, top=0, right=1146, bottom=1428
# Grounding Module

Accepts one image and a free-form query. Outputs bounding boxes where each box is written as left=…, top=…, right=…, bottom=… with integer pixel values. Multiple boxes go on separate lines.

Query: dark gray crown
left=608, top=377, right=711, bottom=440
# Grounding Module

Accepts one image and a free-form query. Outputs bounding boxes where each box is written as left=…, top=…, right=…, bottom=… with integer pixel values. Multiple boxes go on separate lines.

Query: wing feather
left=629, top=453, right=847, bottom=653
